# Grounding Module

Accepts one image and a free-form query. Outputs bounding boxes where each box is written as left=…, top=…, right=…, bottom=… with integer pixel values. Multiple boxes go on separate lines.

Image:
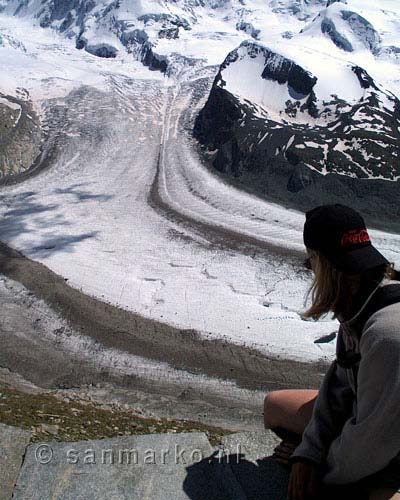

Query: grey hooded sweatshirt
left=291, top=279, right=400, bottom=485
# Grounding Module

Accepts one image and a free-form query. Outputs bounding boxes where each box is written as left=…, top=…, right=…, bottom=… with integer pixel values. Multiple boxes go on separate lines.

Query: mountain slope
left=194, top=0, right=400, bottom=221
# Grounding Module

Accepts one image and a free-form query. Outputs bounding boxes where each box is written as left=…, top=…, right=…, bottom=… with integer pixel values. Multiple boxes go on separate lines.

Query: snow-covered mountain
left=1, top=0, right=353, bottom=73
left=194, top=0, right=400, bottom=215
left=0, top=0, right=400, bottom=215
left=196, top=39, right=399, bottom=178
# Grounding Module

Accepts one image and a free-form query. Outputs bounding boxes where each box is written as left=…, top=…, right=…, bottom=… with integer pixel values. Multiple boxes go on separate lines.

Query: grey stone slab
left=220, top=430, right=281, bottom=463
left=219, top=430, right=290, bottom=500
left=13, top=432, right=246, bottom=500
left=0, top=423, right=31, bottom=500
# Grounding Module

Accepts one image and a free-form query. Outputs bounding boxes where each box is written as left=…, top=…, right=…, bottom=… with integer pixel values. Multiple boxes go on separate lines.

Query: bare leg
left=263, top=389, right=318, bottom=466
left=369, top=489, right=400, bottom=500
left=264, top=389, right=318, bottom=436
left=264, top=392, right=400, bottom=497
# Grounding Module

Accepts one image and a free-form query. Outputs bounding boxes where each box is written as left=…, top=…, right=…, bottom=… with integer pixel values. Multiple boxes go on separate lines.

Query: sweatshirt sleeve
left=323, top=313, right=400, bottom=484
left=290, top=356, right=354, bottom=465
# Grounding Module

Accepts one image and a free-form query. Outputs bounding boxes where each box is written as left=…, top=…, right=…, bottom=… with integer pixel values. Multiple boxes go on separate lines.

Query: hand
left=272, top=441, right=298, bottom=466
left=287, top=461, right=321, bottom=500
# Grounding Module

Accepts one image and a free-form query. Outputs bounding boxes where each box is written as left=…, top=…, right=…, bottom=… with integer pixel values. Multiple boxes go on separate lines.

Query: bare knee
left=263, top=389, right=318, bottom=434
left=263, top=390, right=288, bottom=429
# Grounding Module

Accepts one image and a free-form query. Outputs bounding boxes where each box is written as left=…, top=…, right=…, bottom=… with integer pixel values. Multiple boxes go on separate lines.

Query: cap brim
left=331, top=245, right=389, bottom=273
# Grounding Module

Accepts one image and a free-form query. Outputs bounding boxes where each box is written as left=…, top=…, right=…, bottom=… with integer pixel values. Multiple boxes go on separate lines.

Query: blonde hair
left=302, top=249, right=395, bottom=321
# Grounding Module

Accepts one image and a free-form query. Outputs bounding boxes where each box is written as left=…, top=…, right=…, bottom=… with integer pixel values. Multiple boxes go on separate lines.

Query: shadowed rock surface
left=0, top=93, right=42, bottom=178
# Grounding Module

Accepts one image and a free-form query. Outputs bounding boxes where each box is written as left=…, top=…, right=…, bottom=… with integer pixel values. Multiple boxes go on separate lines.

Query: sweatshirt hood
left=339, top=277, right=390, bottom=333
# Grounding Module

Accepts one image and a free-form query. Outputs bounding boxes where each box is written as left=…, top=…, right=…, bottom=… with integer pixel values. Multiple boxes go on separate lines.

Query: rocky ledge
left=0, top=92, right=42, bottom=178
left=1, top=424, right=290, bottom=500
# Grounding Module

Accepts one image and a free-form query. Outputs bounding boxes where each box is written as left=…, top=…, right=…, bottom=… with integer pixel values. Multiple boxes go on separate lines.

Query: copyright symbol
left=35, top=444, right=53, bottom=464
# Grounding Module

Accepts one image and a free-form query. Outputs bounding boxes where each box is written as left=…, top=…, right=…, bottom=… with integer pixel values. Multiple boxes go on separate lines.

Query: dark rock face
left=194, top=86, right=242, bottom=149
left=158, top=27, right=179, bottom=39
left=321, top=17, right=353, bottom=52
left=59, top=11, right=75, bottom=32
left=117, top=14, right=190, bottom=70
left=236, top=21, right=260, bottom=40
left=140, top=42, right=168, bottom=72
left=117, top=22, right=169, bottom=71
left=379, top=45, right=400, bottom=62
left=76, top=37, right=86, bottom=50
left=341, top=10, right=381, bottom=54
left=26, top=0, right=97, bottom=41
left=317, top=8, right=381, bottom=55
left=86, top=43, right=118, bottom=58
left=271, top=0, right=325, bottom=20
left=120, top=29, right=149, bottom=46
left=381, top=46, right=400, bottom=56
left=194, top=42, right=400, bottom=229
left=352, top=66, right=378, bottom=90
left=33, top=0, right=92, bottom=29
left=259, top=47, right=317, bottom=97
left=138, top=13, right=191, bottom=31
left=13, top=0, right=29, bottom=16
left=75, top=0, right=96, bottom=28
left=219, top=41, right=318, bottom=102
left=49, top=0, right=80, bottom=21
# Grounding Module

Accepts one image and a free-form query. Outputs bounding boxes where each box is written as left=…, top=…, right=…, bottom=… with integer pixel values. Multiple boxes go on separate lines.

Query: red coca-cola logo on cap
left=341, top=229, right=370, bottom=248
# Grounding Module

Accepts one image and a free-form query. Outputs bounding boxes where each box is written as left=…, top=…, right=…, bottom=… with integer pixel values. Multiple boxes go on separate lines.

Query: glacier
left=0, top=0, right=399, bottom=366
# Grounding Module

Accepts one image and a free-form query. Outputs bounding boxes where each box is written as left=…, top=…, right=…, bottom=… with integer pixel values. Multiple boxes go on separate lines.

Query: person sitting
left=264, top=204, right=400, bottom=500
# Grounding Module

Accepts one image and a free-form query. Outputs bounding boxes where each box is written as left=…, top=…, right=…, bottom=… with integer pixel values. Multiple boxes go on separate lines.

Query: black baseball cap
left=303, top=204, right=389, bottom=273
